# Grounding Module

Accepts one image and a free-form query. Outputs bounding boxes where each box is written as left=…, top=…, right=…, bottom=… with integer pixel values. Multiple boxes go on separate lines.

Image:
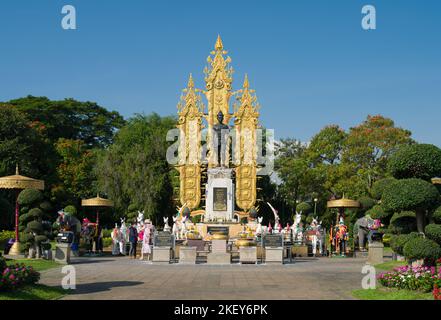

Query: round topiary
left=19, top=213, right=30, bottom=223
left=63, top=205, right=77, bottom=216
left=382, top=179, right=439, bottom=213
left=433, top=206, right=441, bottom=223
left=296, top=202, right=312, bottom=214
left=366, top=205, right=391, bottom=219
left=358, top=196, right=376, bottom=211
left=21, top=233, right=35, bottom=243
left=388, top=144, right=441, bottom=180
left=389, top=211, right=417, bottom=235
left=39, top=201, right=53, bottom=212
left=403, top=237, right=441, bottom=261
left=34, top=235, right=48, bottom=243
left=28, top=208, right=43, bottom=219
left=425, top=224, right=441, bottom=245
left=17, top=189, right=43, bottom=207
left=127, top=203, right=138, bottom=212
left=371, top=178, right=397, bottom=200
left=27, top=220, right=43, bottom=233
left=390, top=232, right=419, bottom=256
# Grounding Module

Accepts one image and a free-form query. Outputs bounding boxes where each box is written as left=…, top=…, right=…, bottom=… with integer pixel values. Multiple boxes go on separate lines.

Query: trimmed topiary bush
left=433, top=206, right=441, bottom=223
left=371, top=178, right=397, bottom=200
left=389, top=211, right=417, bottom=235
left=27, top=208, right=43, bottom=219
left=382, top=178, right=439, bottom=233
left=17, top=189, right=43, bottom=207
left=63, top=205, right=77, bottom=216
left=425, top=224, right=441, bottom=245
left=390, top=232, right=419, bottom=256
left=388, top=144, right=441, bottom=181
left=366, top=204, right=391, bottom=219
left=403, top=237, right=441, bottom=262
left=357, top=196, right=376, bottom=212
left=296, top=202, right=312, bottom=214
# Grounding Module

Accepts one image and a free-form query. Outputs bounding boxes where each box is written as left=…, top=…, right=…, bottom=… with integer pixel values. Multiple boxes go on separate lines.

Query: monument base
left=368, top=242, right=384, bottom=265
left=207, top=252, right=231, bottom=264
left=239, top=247, right=257, bottom=264
left=152, top=247, right=171, bottom=264
left=54, top=243, right=71, bottom=264
left=265, top=247, right=283, bottom=264
left=179, top=247, right=197, bottom=264
left=291, top=245, right=308, bottom=257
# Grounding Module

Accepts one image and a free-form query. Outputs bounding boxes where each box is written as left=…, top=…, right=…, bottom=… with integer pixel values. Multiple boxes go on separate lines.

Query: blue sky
left=0, top=0, right=440, bottom=145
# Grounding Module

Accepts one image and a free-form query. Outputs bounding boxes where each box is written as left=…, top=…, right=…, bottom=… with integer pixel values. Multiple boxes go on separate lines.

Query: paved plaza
left=39, top=256, right=369, bottom=300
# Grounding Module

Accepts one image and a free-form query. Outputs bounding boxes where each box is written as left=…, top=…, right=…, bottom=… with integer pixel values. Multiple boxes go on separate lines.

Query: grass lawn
left=374, top=260, right=407, bottom=271
left=6, top=258, right=61, bottom=272
left=353, top=288, right=433, bottom=300
left=0, top=284, right=67, bottom=300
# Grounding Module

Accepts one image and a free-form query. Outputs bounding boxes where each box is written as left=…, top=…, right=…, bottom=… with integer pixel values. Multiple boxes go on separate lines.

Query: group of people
left=112, top=219, right=155, bottom=260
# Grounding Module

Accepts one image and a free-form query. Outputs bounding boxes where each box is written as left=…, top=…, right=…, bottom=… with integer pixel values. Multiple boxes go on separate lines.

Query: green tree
left=306, top=125, right=346, bottom=165
left=7, top=96, right=125, bottom=147
left=388, top=144, right=441, bottom=181
left=95, top=113, right=176, bottom=224
left=382, top=179, right=439, bottom=233
left=53, top=138, right=97, bottom=206
left=343, top=115, right=412, bottom=188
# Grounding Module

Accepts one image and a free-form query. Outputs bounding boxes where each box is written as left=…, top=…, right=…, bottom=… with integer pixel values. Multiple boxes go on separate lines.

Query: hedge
left=403, top=237, right=441, bottom=261
left=390, top=232, right=419, bottom=256
left=366, top=205, right=391, bottom=219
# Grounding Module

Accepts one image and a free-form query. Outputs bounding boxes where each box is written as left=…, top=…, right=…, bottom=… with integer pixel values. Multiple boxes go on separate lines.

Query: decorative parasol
left=0, top=165, right=44, bottom=256
left=327, top=196, right=360, bottom=224
left=432, top=177, right=441, bottom=185
left=81, top=194, right=114, bottom=226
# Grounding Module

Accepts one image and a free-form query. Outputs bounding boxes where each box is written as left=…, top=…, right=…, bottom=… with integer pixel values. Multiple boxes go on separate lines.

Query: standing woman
left=128, top=221, right=138, bottom=259
left=140, top=219, right=153, bottom=261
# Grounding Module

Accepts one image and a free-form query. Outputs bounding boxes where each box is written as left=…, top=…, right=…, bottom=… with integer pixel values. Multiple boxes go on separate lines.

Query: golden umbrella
left=81, top=194, right=114, bottom=226
left=432, top=177, right=441, bottom=185
left=327, top=196, right=360, bottom=224
left=0, top=165, right=44, bottom=256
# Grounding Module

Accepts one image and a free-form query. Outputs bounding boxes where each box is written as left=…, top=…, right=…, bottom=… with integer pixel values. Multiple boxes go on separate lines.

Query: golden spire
left=243, top=74, right=249, bottom=89
left=15, top=163, right=19, bottom=175
left=187, top=73, right=194, bottom=89
left=215, top=34, right=223, bottom=51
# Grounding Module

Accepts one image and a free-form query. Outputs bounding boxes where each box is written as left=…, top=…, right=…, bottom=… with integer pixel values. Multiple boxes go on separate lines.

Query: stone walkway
left=38, top=256, right=369, bottom=300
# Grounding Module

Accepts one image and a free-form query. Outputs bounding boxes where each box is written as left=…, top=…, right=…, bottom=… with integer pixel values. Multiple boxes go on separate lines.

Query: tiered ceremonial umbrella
left=0, top=165, right=44, bottom=256
left=327, top=196, right=360, bottom=224
left=81, top=194, right=114, bottom=226
left=432, top=177, right=441, bottom=185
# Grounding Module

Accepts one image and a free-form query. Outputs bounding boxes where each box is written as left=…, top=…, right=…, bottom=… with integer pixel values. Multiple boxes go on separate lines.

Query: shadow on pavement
left=54, top=281, right=144, bottom=295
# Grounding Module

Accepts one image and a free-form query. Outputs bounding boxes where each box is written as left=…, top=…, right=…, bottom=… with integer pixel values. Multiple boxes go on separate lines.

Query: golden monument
left=176, top=36, right=260, bottom=218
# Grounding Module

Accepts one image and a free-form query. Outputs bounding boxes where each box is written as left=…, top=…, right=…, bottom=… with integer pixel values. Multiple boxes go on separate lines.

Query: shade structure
left=0, top=166, right=44, bottom=190
left=81, top=195, right=114, bottom=207
left=81, top=194, right=114, bottom=226
left=0, top=165, right=45, bottom=256
left=327, top=198, right=360, bottom=209
left=432, top=177, right=441, bottom=185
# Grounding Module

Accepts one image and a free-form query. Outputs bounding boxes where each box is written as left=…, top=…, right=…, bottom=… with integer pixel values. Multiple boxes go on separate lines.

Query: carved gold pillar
left=234, top=75, right=259, bottom=211
left=176, top=74, right=204, bottom=210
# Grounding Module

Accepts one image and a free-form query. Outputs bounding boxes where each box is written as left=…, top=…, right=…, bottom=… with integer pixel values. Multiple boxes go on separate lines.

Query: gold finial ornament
left=215, top=34, right=223, bottom=51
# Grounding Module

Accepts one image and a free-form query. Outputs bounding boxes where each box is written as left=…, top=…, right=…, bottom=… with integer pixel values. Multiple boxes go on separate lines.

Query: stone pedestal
left=179, top=247, right=197, bottom=264
left=205, top=168, right=234, bottom=221
left=239, top=247, right=257, bottom=264
left=207, top=239, right=230, bottom=264
left=265, top=247, right=283, bottom=264
left=368, top=241, right=384, bottom=265
left=54, top=243, right=71, bottom=264
left=152, top=247, right=171, bottom=264
left=291, top=245, right=308, bottom=257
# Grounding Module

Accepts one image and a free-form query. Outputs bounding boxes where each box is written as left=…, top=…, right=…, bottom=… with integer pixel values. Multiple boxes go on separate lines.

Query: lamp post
left=314, top=198, right=318, bottom=215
